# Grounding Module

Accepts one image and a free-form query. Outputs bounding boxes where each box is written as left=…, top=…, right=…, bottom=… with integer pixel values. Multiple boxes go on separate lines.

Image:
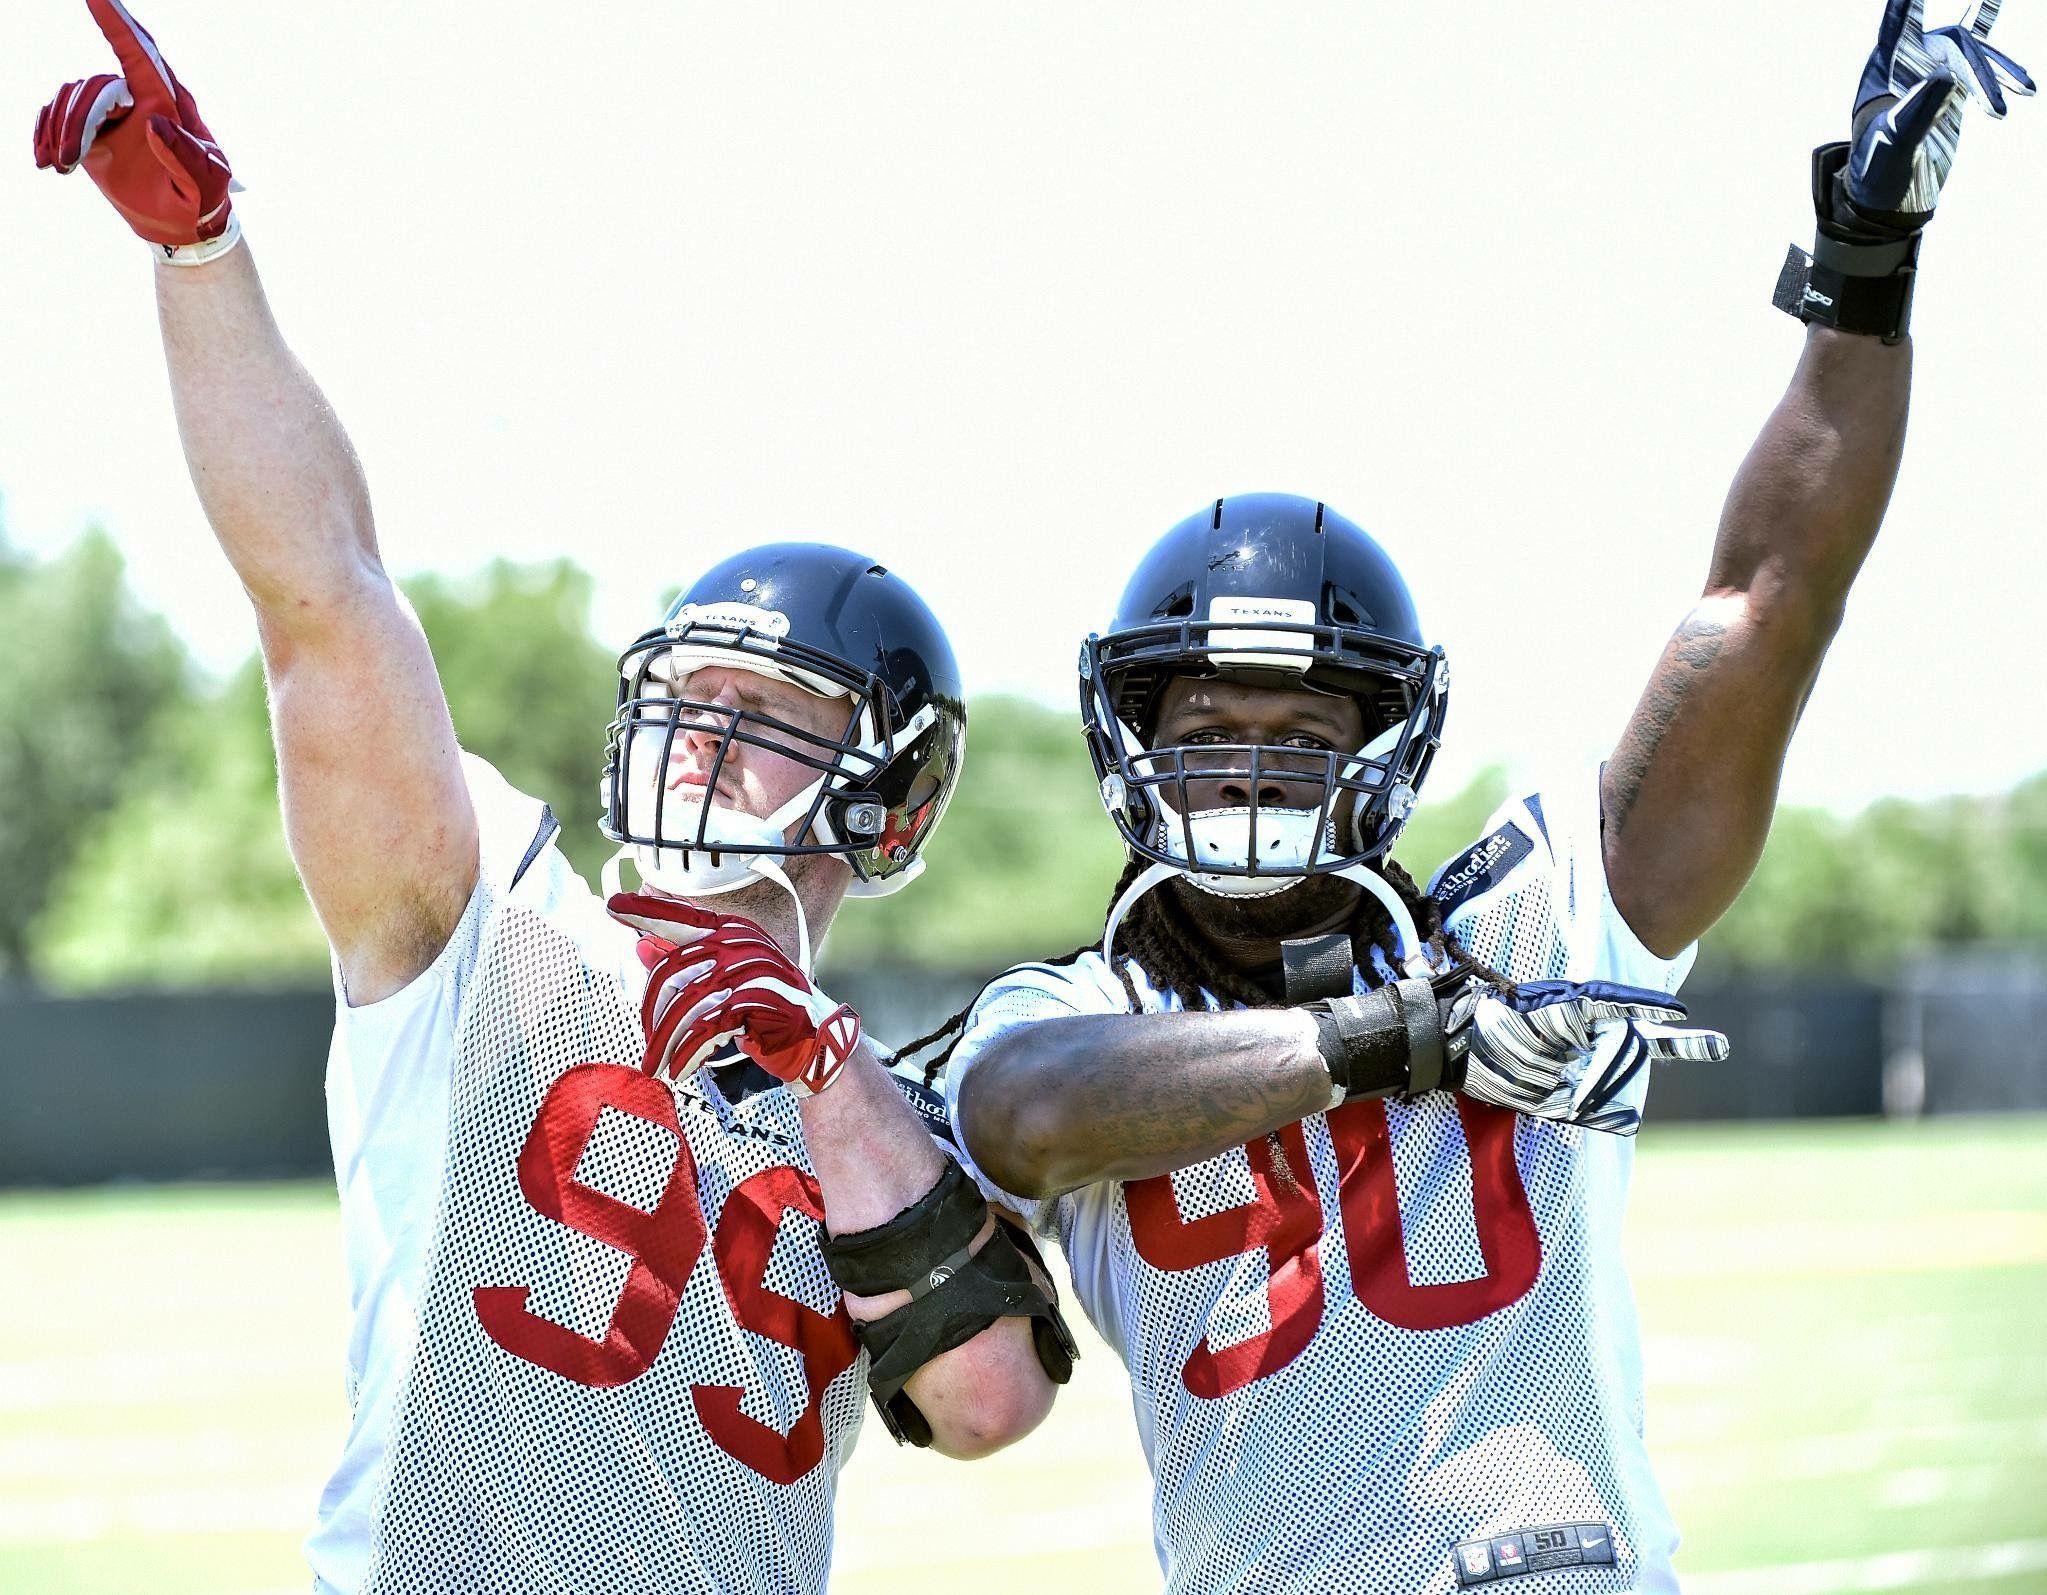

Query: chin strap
left=1334, top=864, right=1433, bottom=979
left=603, top=845, right=816, bottom=978
left=1101, top=860, right=1182, bottom=962
left=1101, top=858, right=1432, bottom=980
left=748, top=855, right=812, bottom=976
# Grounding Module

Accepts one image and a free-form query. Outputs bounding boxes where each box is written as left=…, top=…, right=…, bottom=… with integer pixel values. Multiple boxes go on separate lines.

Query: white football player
left=918, top=2, right=2036, bottom=1590
left=34, top=5, right=1072, bottom=1593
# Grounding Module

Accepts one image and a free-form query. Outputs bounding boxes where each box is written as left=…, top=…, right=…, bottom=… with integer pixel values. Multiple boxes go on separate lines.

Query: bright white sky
left=5, top=1, right=2043, bottom=811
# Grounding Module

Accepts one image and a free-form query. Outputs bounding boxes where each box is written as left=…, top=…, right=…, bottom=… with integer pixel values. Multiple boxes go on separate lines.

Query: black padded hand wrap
left=819, top=1158, right=985, bottom=1297
left=1773, top=143, right=1922, bottom=344
left=1305, top=976, right=1445, bottom=1103
left=819, top=1162, right=1076, bottom=1447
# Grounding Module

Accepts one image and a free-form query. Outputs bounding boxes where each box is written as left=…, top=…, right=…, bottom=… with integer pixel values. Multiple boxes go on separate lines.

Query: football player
left=918, top=3, right=2034, bottom=1591
left=33, top=4, right=1072, bottom=1592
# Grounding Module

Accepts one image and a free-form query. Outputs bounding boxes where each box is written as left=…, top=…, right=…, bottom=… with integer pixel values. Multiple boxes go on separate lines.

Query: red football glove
left=33, top=0, right=237, bottom=254
left=610, top=893, right=863, bottom=1096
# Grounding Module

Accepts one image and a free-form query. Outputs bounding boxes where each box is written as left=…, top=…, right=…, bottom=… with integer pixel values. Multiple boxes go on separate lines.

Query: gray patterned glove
left=1447, top=980, right=1730, bottom=1137
left=1306, top=976, right=1730, bottom=1136
left=1843, top=0, right=2034, bottom=231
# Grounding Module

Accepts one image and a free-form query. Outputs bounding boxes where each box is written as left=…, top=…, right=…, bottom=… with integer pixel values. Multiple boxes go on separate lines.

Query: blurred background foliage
left=0, top=529, right=190, bottom=983
left=11, top=519, right=2047, bottom=993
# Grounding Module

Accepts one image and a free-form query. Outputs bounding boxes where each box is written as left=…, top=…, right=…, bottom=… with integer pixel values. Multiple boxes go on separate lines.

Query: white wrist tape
left=156, top=212, right=243, bottom=267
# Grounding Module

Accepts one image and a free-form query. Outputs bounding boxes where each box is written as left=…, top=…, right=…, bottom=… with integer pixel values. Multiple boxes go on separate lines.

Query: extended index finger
left=84, top=0, right=177, bottom=112
left=1880, top=0, right=1928, bottom=56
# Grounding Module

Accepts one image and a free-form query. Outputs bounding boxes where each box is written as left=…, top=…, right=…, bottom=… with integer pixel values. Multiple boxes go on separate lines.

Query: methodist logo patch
left=1431, top=822, right=1534, bottom=916
left=1452, top=1522, right=1616, bottom=1586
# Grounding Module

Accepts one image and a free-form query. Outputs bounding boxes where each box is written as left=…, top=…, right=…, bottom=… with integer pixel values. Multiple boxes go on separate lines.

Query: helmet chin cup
left=605, top=779, right=825, bottom=973
left=603, top=839, right=817, bottom=977
left=1158, top=807, right=1330, bottom=899
left=629, top=802, right=788, bottom=896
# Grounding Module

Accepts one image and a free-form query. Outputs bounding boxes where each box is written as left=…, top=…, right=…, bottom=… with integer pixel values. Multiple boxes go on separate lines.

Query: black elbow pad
left=819, top=1161, right=1077, bottom=1447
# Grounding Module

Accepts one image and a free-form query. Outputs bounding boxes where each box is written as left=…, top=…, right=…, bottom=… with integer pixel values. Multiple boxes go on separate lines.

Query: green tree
left=2001, top=770, right=2047, bottom=943
left=1699, top=787, right=2028, bottom=974
left=43, top=536, right=2047, bottom=994
left=0, top=528, right=191, bottom=981
left=34, top=658, right=327, bottom=988
left=36, top=558, right=619, bottom=990
left=405, top=559, right=618, bottom=880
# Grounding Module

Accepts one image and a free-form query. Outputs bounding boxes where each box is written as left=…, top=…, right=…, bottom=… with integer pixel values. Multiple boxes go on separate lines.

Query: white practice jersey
left=308, top=756, right=907, bottom=1595
left=943, top=772, right=1696, bottom=1595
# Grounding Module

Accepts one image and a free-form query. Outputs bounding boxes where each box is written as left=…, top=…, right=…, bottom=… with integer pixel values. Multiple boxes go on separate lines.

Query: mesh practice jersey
left=943, top=773, right=1696, bottom=1595
left=308, top=756, right=881, bottom=1595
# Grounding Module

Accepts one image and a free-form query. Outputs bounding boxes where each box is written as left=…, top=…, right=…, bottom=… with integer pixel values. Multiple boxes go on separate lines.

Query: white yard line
left=0, top=1487, right=314, bottom=1543
left=1650, top=1414, right=2047, bottom=1480
left=1689, top=1538, right=2047, bottom=1594
left=1627, top=1212, right=2047, bottom=1277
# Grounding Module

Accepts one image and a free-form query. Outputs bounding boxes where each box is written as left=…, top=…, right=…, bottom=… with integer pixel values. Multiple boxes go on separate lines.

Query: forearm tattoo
left=1086, top=1044, right=1324, bottom=1165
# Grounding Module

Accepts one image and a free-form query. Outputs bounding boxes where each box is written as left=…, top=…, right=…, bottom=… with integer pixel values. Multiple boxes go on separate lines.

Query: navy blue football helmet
left=1080, top=494, right=1448, bottom=895
left=601, top=544, right=966, bottom=905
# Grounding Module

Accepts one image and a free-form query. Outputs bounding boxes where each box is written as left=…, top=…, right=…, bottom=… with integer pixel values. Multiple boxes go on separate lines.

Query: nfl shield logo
left=1461, top=1545, right=1491, bottom=1575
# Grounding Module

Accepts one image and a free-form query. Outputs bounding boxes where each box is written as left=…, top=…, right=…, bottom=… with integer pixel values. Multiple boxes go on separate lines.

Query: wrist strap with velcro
left=1772, top=143, right=1921, bottom=344
left=819, top=1162, right=1075, bottom=1447
left=1308, top=976, right=1444, bottom=1104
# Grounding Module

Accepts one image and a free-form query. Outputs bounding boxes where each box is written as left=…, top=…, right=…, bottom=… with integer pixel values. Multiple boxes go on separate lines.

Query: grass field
left=3, top=1117, right=2045, bottom=1594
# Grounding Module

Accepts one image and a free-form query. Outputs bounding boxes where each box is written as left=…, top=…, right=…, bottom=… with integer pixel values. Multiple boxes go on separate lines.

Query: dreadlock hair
left=904, top=850, right=1512, bottom=1086
left=1105, top=851, right=1513, bottom=1012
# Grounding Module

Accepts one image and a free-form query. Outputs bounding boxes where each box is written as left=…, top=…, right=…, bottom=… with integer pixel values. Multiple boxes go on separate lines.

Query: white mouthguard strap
left=1101, top=861, right=1182, bottom=962
left=1099, top=859, right=1431, bottom=980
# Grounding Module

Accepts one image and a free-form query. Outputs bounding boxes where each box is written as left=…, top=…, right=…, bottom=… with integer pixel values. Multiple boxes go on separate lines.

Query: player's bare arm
left=960, top=1009, right=1329, bottom=1199
left=1601, top=325, right=1905, bottom=957
left=37, top=0, right=476, bottom=1001
left=801, top=1048, right=1058, bottom=1457
left=160, top=252, right=476, bottom=999
left=1603, top=0, right=2034, bottom=957
left=961, top=969, right=1719, bottom=1198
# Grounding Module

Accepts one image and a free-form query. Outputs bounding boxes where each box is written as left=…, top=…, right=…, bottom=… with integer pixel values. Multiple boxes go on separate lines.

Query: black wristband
left=1308, top=977, right=1444, bottom=1103
left=1772, top=143, right=1922, bottom=344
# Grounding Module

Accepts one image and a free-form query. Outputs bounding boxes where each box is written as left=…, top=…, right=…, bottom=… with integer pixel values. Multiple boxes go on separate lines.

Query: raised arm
left=1601, top=0, right=2033, bottom=957
left=38, top=1, right=475, bottom=1002
left=158, top=250, right=475, bottom=1000
left=1601, top=328, right=1905, bottom=957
